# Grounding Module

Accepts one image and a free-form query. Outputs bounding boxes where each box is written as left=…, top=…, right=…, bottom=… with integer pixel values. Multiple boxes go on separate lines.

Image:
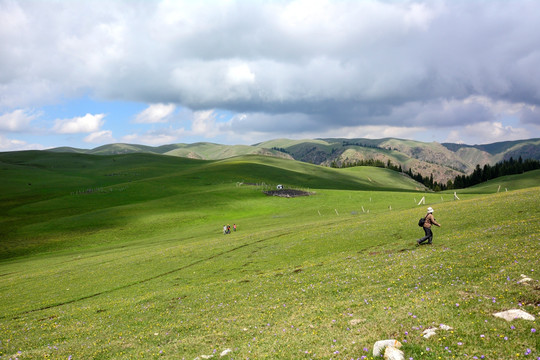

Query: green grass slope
left=163, top=142, right=255, bottom=159
left=89, top=143, right=163, bottom=155
left=0, top=192, right=538, bottom=359
left=163, top=143, right=291, bottom=160
left=0, top=152, right=424, bottom=259
left=449, top=169, right=540, bottom=194
left=255, top=138, right=331, bottom=149
left=0, top=151, right=538, bottom=359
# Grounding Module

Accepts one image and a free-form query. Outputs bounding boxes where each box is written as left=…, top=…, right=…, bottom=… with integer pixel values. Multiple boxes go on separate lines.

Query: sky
left=1, top=0, right=540, bottom=151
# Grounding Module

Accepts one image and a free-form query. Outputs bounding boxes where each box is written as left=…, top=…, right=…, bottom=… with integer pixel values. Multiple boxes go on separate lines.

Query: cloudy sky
left=1, top=0, right=540, bottom=151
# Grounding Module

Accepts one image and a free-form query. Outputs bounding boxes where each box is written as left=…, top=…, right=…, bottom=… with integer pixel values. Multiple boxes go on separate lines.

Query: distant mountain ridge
left=48, top=137, right=540, bottom=184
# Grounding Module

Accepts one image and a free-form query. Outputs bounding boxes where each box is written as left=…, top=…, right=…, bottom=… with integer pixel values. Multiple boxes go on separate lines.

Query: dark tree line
left=405, top=168, right=442, bottom=191
left=341, top=141, right=382, bottom=150
left=332, top=158, right=400, bottom=170
left=271, top=147, right=290, bottom=154
left=449, top=157, right=540, bottom=190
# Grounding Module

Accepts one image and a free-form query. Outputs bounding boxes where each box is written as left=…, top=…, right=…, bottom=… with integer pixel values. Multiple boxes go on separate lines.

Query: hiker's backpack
left=418, top=217, right=426, bottom=227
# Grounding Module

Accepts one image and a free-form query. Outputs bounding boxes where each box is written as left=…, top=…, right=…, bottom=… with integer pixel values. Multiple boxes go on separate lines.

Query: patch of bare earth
left=263, top=189, right=314, bottom=198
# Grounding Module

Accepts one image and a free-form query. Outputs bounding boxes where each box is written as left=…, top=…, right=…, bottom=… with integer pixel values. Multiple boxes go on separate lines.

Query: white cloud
left=340, top=125, right=423, bottom=140
left=121, top=109, right=223, bottom=146
left=0, top=135, right=44, bottom=151
left=469, top=121, right=530, bottom=143
left=445, top=121, right=530, bottom=145
left=191, top=110, right=219, bottom=137
left=134, top=104, right=176, bottom=124
left=222, top=112, right=423, bottom=141
left=0, top=109, right=39, bottom=132
left=226, top=64, right=255, bottom=85
left=444, top=130, right=463, bottom=144
left=121, top=129, right=184, bottom=146
left=53, top=113, right=105, bottom=134
left=4, top=1, right=539, bottom=110
left=84, top=130, right=115, bottom=143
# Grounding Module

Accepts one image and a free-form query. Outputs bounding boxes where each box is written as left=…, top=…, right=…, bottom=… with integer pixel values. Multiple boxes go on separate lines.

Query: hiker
left=223, top=225, right=227, bottom=235
left=417, top=207, right=441, bottom=246
left=227, top=224, right=231, bottom=234
left=233, top=224, right=237, bottom=232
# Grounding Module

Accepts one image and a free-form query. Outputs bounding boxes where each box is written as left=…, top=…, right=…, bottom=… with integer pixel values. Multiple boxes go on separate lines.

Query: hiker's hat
left=427, top=207, right=434, bottom=213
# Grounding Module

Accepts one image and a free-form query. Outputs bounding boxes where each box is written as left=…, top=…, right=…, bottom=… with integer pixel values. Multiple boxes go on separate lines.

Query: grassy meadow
left=0, top=151, right=538, bottom=359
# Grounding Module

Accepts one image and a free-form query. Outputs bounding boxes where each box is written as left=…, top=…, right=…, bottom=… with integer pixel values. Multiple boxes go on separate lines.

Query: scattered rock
left=493, top=309, right=535, bottom=321
left=194, top=348, right=232, bottom=360
left=422, top=328, right=438, bottom=339
left=384, top=345, right=405, bottom=360
left=438, top=324, right=453, bottom=331
left=517, top=274, right=533, bottom=284
left=220, top=349, right=232, bottom=357
left=194, top=355, right=213, bottom=360
left=373, top=339, right=401, bottom=357
left=422, top=324, right=453, bottom=338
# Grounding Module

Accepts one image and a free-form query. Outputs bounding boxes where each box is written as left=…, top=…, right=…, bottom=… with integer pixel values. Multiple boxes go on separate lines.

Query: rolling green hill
left=163, top=142, right=292, bottom=160
left=0, top=150, right=538, bottom=359
left=0, top=151, right=425, bottom=259
left=47, top=138, right=540, bottom=185
left=1, top=150, right=537, bottom=260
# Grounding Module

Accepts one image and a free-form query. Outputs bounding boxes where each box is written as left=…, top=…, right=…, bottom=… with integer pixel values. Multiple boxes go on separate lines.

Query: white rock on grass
left=422, top=324, right=453, bottom=338
left=439, top=324, right=453, bottom=331
left=517, top=274, right=533, bottom=284
left=493, top=309, right=535, bottom=321
left=422, top=328, right=438, bottom=339
left=384, top=345, right=405, bottom=360
left=194, top=348, right=232, bottom=360
left=220, top=349, right=232, bottom=357
left=373, top=339, right=402, bottom=357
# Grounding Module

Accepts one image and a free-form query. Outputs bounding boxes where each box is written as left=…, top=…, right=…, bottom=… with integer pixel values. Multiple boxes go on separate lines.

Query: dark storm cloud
left=1, top=0, right=539, bottom=143
left=520, top=107, right=540, bottom=126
